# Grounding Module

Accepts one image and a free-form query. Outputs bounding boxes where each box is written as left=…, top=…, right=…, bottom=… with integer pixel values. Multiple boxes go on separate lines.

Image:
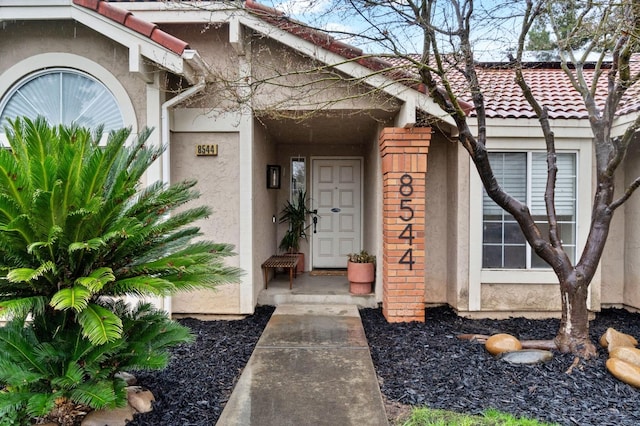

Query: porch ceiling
left=257, top=110, right=393, bottom=145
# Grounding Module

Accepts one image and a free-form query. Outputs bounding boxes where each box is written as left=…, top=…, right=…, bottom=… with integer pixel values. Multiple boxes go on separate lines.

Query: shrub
left=0, top=117, right=241, bottom=424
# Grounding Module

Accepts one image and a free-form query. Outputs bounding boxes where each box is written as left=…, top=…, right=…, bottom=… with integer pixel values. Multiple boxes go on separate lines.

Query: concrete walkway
left=216, top=304, right=389, bottom=425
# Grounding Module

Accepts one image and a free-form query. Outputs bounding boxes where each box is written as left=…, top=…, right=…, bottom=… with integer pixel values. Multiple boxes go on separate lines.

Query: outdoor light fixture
left=267, top=165, right=281, bottom=189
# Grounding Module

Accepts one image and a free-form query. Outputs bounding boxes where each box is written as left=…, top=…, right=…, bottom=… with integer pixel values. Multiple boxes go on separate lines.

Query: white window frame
left=0, top=53, right=137, bottom=146
left=468, top=137, right=592, bottom=310
left=482, top=151, right=577, bottom=269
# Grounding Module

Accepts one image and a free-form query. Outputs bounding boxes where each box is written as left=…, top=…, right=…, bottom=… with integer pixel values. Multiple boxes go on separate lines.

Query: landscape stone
left=80, top=405, right=135, bottom=426
left=606, top=357, right=640, bottom=388
left=498, top=349, right=553, bottom=364
left=609, top=346, right=640, bottom=368
left=115, top=371, right=137, bottom=386
left=127, top=386, right=155, bottom=413
left=485, top=333, right=522, bottom=356
left=599, top=327, right=638, bottom=351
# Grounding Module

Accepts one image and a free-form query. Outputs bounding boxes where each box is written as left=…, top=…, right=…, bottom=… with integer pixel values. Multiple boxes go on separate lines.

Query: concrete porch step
left=257, top=273, right=379, bottom=309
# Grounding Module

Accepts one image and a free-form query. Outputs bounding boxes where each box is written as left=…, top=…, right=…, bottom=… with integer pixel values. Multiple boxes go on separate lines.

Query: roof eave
left=0, top=1, right=200, bottom=84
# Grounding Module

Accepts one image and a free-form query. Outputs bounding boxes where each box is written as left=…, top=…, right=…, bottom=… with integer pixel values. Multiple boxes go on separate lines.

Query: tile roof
left=457, top=63, right=640, bottom=119
left=73, top=0, right=190, bottom=55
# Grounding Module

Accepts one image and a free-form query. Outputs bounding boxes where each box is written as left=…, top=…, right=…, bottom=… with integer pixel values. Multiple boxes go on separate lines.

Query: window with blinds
left=482, top=152, right=577, bottom=269
left=0, top=69, right=123, bottom=134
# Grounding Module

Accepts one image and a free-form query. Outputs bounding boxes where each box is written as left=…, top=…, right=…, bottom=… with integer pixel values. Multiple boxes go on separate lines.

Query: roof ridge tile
left=73, top=0, right=189, bottom=55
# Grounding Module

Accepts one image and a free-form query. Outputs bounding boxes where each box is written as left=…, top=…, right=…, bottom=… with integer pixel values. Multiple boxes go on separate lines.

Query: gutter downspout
left=160, top=49, right=209, bottom=316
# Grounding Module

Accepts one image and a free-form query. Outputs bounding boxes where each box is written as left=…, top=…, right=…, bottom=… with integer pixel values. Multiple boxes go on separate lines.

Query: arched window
left=0, top=69, right=123, bottom=133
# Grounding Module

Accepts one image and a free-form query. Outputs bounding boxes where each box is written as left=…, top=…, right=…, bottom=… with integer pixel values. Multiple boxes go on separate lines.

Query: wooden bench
left=262, top=255, right=299, bottom=289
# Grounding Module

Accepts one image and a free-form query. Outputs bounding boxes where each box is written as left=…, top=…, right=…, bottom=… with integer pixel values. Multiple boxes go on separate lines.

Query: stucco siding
left=600, top=161, right=625, bottom=306
left=452, top=142, right=470, bottom=310
left=252, top=119, right=278, bottom=303
left=624, top=142, right=640, bottom=310
left=424, top=134, right=449, bottom=305
left=170, top=132, right=241, bottom=314
left=481, top=283, right=561, bottom=312
left=159, top=23, right=240, bottom=110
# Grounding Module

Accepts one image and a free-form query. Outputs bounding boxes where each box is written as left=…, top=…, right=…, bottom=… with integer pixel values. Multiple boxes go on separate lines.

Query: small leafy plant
left=0, top=117, right=241, bottom=424
left=278, top=189, right=316, bottom=253
left=347, top=250, right=376, bottom=263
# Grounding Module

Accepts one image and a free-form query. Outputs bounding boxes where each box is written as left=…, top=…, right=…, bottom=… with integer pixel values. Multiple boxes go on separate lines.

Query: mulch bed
left=128, top=306, right=275, bottom=426
left=129, top=305, right=640, bottom=426
left=362, top=306, right=640, bottom=426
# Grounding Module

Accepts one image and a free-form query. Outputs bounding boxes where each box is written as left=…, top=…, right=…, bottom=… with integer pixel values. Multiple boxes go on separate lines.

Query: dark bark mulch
left=361, top=306, right=640, bottom=426
left=128, top=306, right=275, bottom=426
left=129, top=305, right=640, bottom=426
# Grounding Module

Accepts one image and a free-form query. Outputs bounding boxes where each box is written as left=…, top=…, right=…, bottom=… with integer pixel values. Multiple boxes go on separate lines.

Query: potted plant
left=279, top=189, right=316, bottom=273
left=347, top=250, right=376, bottom=294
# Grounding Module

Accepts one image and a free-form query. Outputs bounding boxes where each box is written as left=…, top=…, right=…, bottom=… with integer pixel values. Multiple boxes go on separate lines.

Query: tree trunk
left=555, top=276, right=597, bottom=358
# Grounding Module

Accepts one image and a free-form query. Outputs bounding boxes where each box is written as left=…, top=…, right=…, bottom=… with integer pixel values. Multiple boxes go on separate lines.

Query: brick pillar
left=379, top=127, right=431, bottom=322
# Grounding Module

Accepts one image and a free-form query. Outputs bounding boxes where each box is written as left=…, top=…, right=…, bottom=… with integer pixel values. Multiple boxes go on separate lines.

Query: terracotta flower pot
left=347, top=261, right=374, bottom=294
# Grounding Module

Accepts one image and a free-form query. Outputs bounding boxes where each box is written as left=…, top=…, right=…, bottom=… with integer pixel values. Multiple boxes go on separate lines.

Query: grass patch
left=400, top=407, right=559, bottom=426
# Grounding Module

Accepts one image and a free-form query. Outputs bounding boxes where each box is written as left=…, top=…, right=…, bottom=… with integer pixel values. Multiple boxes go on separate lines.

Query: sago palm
left=0, top=117, right=241, bottom=423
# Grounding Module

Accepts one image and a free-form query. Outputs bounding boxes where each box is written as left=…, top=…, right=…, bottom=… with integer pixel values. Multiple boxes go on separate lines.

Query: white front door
left=311, top=158, right=362, bottom=268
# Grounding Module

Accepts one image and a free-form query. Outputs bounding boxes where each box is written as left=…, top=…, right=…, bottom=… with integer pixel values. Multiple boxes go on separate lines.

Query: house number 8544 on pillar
left=398, top=173, right=415, bottom=270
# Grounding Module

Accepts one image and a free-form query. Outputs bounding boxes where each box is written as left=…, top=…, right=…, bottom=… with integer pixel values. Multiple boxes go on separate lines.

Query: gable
left=0, top=0, right=208, bottom=84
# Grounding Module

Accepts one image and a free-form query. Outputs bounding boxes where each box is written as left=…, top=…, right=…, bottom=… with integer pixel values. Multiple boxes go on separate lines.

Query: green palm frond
left=110, top=276, right=177, bottom=296
left=26, top=226, right=62, bottom=256
left=0, top=390, right=30, bottom=425
left=1, top=214, right=36, bottom=247
left=25, top=392, right=57, bottom=418
left=77, top=304, right=123, bottom=345
left=0, top=193, right=21, bottom=225
left=75, top=267, right=115, bottom=292
left=67, top=237, right=107, bottom=253
left=69, top=381, right=120, bottom=410
left=78, top=129, right=128, bottom=206
left=0, top=321, right=47, bottom=378
left=0, top=296, right=47, bottom=319
left=112, top=301, right=193, bottom=370
left=50, top=362, right=84, bottom=390
left=50, top=286, right=92, bottom=312
left=0, top=358, right=45, bottom=387
left=6, top=261, right=55, bottom=283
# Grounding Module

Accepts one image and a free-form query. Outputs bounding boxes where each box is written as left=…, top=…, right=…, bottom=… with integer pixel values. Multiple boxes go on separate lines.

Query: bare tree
left=320, top=0, right=638, bottom=358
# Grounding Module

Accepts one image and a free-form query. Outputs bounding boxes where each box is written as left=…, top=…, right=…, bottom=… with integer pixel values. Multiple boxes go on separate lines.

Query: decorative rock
left=499, top=349, right=553, bottom=364
left=81, top=405, right=135, bottom=426
left=606, top=357, right=640, bottom=388
left=127, top=386, right=155, bottom=414
left=610, top=346, right=640, bottom=368
left=115, top=371, right=137, bottom=386
left=599, top=328, right=638, bottom=351
left=485, top=333, right=522, bottom=356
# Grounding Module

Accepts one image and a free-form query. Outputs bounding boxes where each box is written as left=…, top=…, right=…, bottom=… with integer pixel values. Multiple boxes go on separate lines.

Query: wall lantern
left=267, top=165, right=281, bottom=189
